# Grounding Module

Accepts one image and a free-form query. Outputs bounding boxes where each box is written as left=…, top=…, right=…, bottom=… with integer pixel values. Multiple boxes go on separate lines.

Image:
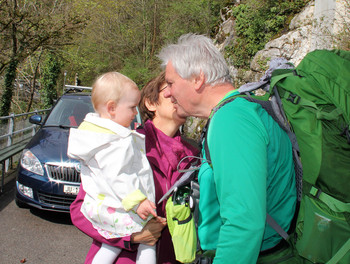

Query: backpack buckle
left=310, top=186, right=322, bottom=199
left=286, top=93, right=301, bottom=104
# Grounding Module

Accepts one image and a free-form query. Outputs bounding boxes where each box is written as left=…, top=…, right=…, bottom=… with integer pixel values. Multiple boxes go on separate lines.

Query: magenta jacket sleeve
left=70, top=184, right=139, bottom=252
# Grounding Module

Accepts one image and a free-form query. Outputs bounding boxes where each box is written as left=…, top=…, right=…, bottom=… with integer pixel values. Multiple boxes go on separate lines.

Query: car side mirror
left=29, top=115, right=42, bottom=125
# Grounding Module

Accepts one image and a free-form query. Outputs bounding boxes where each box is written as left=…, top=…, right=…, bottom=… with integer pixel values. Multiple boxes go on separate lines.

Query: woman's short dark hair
left=139, top=71, right=166, bottom=122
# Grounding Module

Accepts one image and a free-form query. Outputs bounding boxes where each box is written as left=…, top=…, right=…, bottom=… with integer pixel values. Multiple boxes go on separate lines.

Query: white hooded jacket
left=68, top=113, right=155, bottom=237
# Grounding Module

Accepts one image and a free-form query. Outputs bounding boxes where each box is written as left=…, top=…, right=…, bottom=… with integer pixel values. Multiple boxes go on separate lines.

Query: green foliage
left=120, top=55, right=155, bottom=89
left=160, top=0, right=211, bottom=41
left=226, top=0, right=309, bottom=68
left=336, top=30, right=350, bottom=51
left=63, top=45, right=110, bottom=86
left=333, top=0, right=350, bottom=51
left=0, top=0, right=89, bottom=115
left=40, top=52, right=62, bottom=108
left=0, top=58, right=18, bottom=118
left=256, top=56, right=271, bottom=72
left=63, top=0, right=229, bottom=85
left=208, top=0, right=235, bottom=36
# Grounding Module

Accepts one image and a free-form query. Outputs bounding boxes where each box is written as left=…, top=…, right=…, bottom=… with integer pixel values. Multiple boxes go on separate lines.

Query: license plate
left=63, top=185, right=80, bottom=195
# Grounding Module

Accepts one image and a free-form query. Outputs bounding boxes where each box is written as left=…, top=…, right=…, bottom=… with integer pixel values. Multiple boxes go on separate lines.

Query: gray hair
left=158, top=33, right=232, bottom=85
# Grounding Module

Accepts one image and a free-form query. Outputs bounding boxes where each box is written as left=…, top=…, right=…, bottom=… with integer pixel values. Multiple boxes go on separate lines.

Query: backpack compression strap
left=326, top=238, right=350, bottom=264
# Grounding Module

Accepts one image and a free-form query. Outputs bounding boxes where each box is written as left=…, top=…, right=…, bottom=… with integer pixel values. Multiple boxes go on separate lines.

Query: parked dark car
left=15, top=86, right=142, bottom=212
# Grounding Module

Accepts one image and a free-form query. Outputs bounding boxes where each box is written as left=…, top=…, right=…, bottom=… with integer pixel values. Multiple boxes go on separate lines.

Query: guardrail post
left=5, top=113, right=15, bottom=172
left=32, top=110, right=38, bottom=136
left=1, top=161, right=4, bottom=193
left=7, top=113, right=14, bottom=146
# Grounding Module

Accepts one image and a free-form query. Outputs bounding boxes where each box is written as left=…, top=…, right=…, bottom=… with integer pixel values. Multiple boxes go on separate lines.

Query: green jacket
left=198, top=90, right=297, bottom=264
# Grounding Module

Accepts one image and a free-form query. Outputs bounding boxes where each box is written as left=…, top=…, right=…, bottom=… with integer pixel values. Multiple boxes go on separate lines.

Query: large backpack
left=201, top=49, right=350, bottom=264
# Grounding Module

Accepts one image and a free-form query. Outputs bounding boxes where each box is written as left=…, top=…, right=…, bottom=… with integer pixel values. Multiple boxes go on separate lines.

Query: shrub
left=226, top=0, right=310, bottom=68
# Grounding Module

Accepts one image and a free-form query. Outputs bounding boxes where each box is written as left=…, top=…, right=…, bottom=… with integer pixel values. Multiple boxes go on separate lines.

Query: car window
left=45, top=96, right=94, bottom=127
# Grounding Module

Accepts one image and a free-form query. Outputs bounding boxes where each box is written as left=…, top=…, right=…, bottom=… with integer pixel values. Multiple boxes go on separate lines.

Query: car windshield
left=45, top=95, right=94, bottom=127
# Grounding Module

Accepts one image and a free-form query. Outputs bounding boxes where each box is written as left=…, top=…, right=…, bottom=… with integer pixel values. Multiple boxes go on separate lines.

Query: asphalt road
left=0, top=172, right=91, bottom=264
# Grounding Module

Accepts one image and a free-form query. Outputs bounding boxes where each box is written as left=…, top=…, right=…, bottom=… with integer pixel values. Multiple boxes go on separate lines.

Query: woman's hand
left=130, top=216, right=167, bottom=246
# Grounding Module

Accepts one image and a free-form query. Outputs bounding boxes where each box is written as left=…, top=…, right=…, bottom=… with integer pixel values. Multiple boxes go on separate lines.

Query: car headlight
left=20, top=149, right=44, bottom=176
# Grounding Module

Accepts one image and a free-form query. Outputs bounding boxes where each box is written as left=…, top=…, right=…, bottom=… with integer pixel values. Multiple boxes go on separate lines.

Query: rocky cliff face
left=184, top=0, right=349, bottom=141
left=216, top=0, right=349, bottom=84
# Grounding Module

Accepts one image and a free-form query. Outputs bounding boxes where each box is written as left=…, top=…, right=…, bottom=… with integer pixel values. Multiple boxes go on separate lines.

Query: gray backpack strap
left=238, top=81, right=268, bottom=94
left=239, top=57, right=294, bottom=94
left=266, top=213, right=290, bottom=240
left=271, top=87, right=300, bottom=152
left=271, top=87, right=303, bottom=201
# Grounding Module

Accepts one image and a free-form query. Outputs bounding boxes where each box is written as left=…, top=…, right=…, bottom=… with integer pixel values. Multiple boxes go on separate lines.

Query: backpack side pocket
left=295, top=194, right=350, bottom=263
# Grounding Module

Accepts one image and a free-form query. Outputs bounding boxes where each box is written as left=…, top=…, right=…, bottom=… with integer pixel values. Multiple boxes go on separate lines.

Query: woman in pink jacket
left=70, top=71, right=199, bottom=264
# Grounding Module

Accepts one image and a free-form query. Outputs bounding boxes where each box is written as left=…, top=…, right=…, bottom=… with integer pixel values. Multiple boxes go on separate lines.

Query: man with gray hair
left=158, top=33, right=297, bottom=263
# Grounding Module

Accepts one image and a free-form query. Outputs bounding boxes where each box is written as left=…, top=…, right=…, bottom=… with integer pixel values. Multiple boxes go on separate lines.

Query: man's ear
left=194, top=71, right=205, bottom=91
left=145, top=99, right=157, bottom=112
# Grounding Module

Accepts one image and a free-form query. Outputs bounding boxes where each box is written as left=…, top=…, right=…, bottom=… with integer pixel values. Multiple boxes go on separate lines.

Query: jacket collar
left=138, top=120, right=199, bottom=179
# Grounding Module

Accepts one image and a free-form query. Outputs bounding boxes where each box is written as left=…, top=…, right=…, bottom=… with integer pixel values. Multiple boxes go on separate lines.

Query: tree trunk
left=0, top=0, right=18, bottom=119
left=149, top=1, right=158, bottom=62
left=25, top=52, right=42, bottom=113
left=0, top=58, right=18, bottom=118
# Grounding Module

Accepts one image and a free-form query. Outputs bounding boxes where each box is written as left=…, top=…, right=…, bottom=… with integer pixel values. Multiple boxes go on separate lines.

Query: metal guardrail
left=0, top=109, right=49, bottom=142
left=0, top=109, right=50, bottom=192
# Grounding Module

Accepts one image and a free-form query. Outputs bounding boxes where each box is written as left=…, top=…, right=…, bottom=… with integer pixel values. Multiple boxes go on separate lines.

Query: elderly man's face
left=156, top=82, right=187, bottom=125
left=164, top=61, right=195, bottom=117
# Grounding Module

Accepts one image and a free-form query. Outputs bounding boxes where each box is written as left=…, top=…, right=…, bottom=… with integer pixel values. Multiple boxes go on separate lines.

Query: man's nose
left=163, top=87, right=171, bottom=98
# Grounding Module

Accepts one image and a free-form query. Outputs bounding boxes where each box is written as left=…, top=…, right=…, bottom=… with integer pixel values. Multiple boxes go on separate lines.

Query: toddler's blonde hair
left=91, top=72, right=138, bottom=113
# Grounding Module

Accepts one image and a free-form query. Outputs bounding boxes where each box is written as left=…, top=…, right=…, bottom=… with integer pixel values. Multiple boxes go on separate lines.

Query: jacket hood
left=67, top=113, right=144, bottom=162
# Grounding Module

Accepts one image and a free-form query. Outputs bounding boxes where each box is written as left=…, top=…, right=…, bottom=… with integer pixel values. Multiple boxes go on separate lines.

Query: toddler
left=68, top=72, right=157, bottom=264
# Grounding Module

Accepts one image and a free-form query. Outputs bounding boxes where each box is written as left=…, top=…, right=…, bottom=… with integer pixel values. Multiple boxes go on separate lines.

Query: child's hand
left=136, top=199, right=157, bottom=220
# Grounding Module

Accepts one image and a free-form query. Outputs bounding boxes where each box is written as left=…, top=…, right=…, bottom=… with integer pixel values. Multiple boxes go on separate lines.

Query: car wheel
left=15, top=198, right=29, bottom=209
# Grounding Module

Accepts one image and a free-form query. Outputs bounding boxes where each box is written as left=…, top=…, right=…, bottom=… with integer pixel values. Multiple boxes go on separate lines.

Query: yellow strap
left=78, top=121, right=116, bottom=134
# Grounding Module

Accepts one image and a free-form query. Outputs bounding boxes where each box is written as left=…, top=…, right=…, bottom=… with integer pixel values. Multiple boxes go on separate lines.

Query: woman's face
left=153, top=82, right=187, bottom=126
